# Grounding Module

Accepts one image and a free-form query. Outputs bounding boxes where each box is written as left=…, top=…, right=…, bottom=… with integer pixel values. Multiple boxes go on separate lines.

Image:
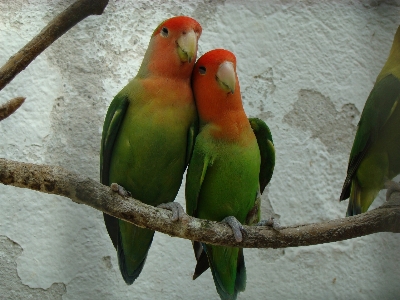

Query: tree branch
left=1, top=158, right=399, bottom=248
left=0, top=97, right=25, bottom=121
left=0, top=0, right=109, bottom=92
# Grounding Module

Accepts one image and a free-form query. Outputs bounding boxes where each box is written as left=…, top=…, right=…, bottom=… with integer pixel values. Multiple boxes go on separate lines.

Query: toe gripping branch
left=158, top=202, right=189, bottom=222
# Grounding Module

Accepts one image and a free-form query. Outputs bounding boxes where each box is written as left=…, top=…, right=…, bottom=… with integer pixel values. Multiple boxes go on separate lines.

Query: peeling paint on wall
left=283, top=89, right=360, bottom=154
left=0, top=236, right=66, bottom=299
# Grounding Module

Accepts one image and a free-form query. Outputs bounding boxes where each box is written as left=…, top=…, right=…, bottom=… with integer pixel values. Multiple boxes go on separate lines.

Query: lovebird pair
left=100, top=16, right=275, bottom=300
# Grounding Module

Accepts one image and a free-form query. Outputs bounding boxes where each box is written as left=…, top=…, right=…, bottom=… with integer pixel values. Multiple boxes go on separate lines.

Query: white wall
left=1, top=0, right=400, bottom=299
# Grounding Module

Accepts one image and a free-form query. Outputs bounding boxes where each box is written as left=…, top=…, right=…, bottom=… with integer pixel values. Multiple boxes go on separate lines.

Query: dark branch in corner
left=0, top=0, right=109, bottom=92
left=1, top=158, right=400, bottom=249
left=0, top=97, right=25, bottom=121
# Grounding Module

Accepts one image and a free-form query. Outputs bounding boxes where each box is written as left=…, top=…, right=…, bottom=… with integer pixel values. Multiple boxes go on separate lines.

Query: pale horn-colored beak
left=177, top=29, right=197, bottom=63
left=216, top=61, right=236, bottom=94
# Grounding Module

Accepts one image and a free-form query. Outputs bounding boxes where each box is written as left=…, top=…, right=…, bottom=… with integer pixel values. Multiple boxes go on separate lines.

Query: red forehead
left=196, top=49, right=236, bottom=68
left=194, top=49, right=237, bottom=73
left=153, top=16, right=202, bottom=36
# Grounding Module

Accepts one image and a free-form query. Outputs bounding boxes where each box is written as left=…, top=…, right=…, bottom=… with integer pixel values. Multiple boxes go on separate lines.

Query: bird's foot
left=110, top=183, right=131, bottom=197
left=256, top=217, right=282, bottom=230
left=385, top=180, right=400, bottom=202
left=157, top=202, right=189, bottom=222
left=221, top=216, right=246, bottom=243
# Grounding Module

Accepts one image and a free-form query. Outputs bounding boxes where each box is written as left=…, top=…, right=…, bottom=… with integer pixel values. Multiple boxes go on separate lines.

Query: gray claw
left=110, top=183, right=131, bottom=197
left=158, top=202, right=189, bottom=222
left=256, top=217, right=281, bottom=230
left=222, top=216, right=246, bottom=243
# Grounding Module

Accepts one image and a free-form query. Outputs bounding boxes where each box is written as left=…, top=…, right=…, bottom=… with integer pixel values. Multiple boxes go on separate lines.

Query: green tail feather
left=202, top=243, right=246, bottom=300
left=235, top=249, right=246, bottom=293
left=117, top=221, right=154, bottom=285
left=347, top=180, right=361, bottom=217
left=117, top=241, right=149, bottom=285
left=347, top=179, right=380, bottom=217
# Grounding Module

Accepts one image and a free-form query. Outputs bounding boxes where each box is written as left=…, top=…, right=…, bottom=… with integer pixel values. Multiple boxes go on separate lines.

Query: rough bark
left=0, top=97, right=25, bottom=121
left=1, top=158, right=399, bottom=248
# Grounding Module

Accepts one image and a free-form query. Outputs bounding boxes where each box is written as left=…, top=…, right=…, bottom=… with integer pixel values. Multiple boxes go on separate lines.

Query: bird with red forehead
left=186, top=49, right=275, bottom=299
left=100, top=16, right=202, bottom=284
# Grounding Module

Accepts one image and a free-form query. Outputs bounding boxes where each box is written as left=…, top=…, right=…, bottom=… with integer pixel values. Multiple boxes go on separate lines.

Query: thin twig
left=1, top=158, right=399, bottom=248
left=0, top=0, right=109, bottom=91
left=0, top=97, right=25, bottom=121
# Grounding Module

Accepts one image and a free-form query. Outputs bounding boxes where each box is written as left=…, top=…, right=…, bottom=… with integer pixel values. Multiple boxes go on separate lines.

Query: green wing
left=340, top=74, right=400, bottom=200
left=185, top=143, right=211, bottom=279
left=185, top=118, right=199, bottom=168
left=100, top=92, right=130, bottom=185
left=249, top=118, right=275, bottom=194
left=100, top=92, right=130, bottom=249
left=185, top=145, right=210, bottom=217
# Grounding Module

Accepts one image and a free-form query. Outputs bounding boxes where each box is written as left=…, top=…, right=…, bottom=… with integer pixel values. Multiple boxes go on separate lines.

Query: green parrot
left=100, top=16, right=202, bottom=284
left=340, top=25, right=400, bottom=216
left=186, top=49, right=275, bottom=300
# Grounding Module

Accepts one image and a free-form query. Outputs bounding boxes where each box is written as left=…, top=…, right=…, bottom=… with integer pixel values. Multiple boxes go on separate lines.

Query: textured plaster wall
left=1, top=0, right=400, bottom=299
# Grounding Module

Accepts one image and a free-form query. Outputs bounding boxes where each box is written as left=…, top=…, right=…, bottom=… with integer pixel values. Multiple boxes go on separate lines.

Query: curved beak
left=216, top=61, right=236, bottom=94
left=177, top=29, right=197, bottom=63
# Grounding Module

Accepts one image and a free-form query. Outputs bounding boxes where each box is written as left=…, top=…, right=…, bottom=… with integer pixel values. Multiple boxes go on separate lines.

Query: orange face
left=192, top=49, right=243, bottom=121
left=144, top=16, right=202, bottom=79
left=192, top=49, right=251, bottom=141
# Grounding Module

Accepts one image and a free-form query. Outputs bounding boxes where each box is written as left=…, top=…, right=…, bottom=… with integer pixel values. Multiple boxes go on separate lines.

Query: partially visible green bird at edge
left=340, top=25, right=400, bottom=216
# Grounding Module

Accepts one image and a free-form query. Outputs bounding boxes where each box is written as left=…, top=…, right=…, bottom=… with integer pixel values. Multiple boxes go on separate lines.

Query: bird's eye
left=161, top=27, right=169, bottom=37
left=199, top=66, right=206, bottom=75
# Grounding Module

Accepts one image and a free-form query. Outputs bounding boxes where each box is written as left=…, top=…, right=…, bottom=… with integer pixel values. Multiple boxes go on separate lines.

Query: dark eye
left=161, top=27, right=169, bottom=37
left=199, top=66, right=206, bottom=75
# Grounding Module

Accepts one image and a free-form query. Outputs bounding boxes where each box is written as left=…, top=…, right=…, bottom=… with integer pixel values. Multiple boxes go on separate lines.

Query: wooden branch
left=1, top=158, right=399, bottom=248
left=0, top=0, right=109, bottom=91
left=0, top=97, right=25, bottom=121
